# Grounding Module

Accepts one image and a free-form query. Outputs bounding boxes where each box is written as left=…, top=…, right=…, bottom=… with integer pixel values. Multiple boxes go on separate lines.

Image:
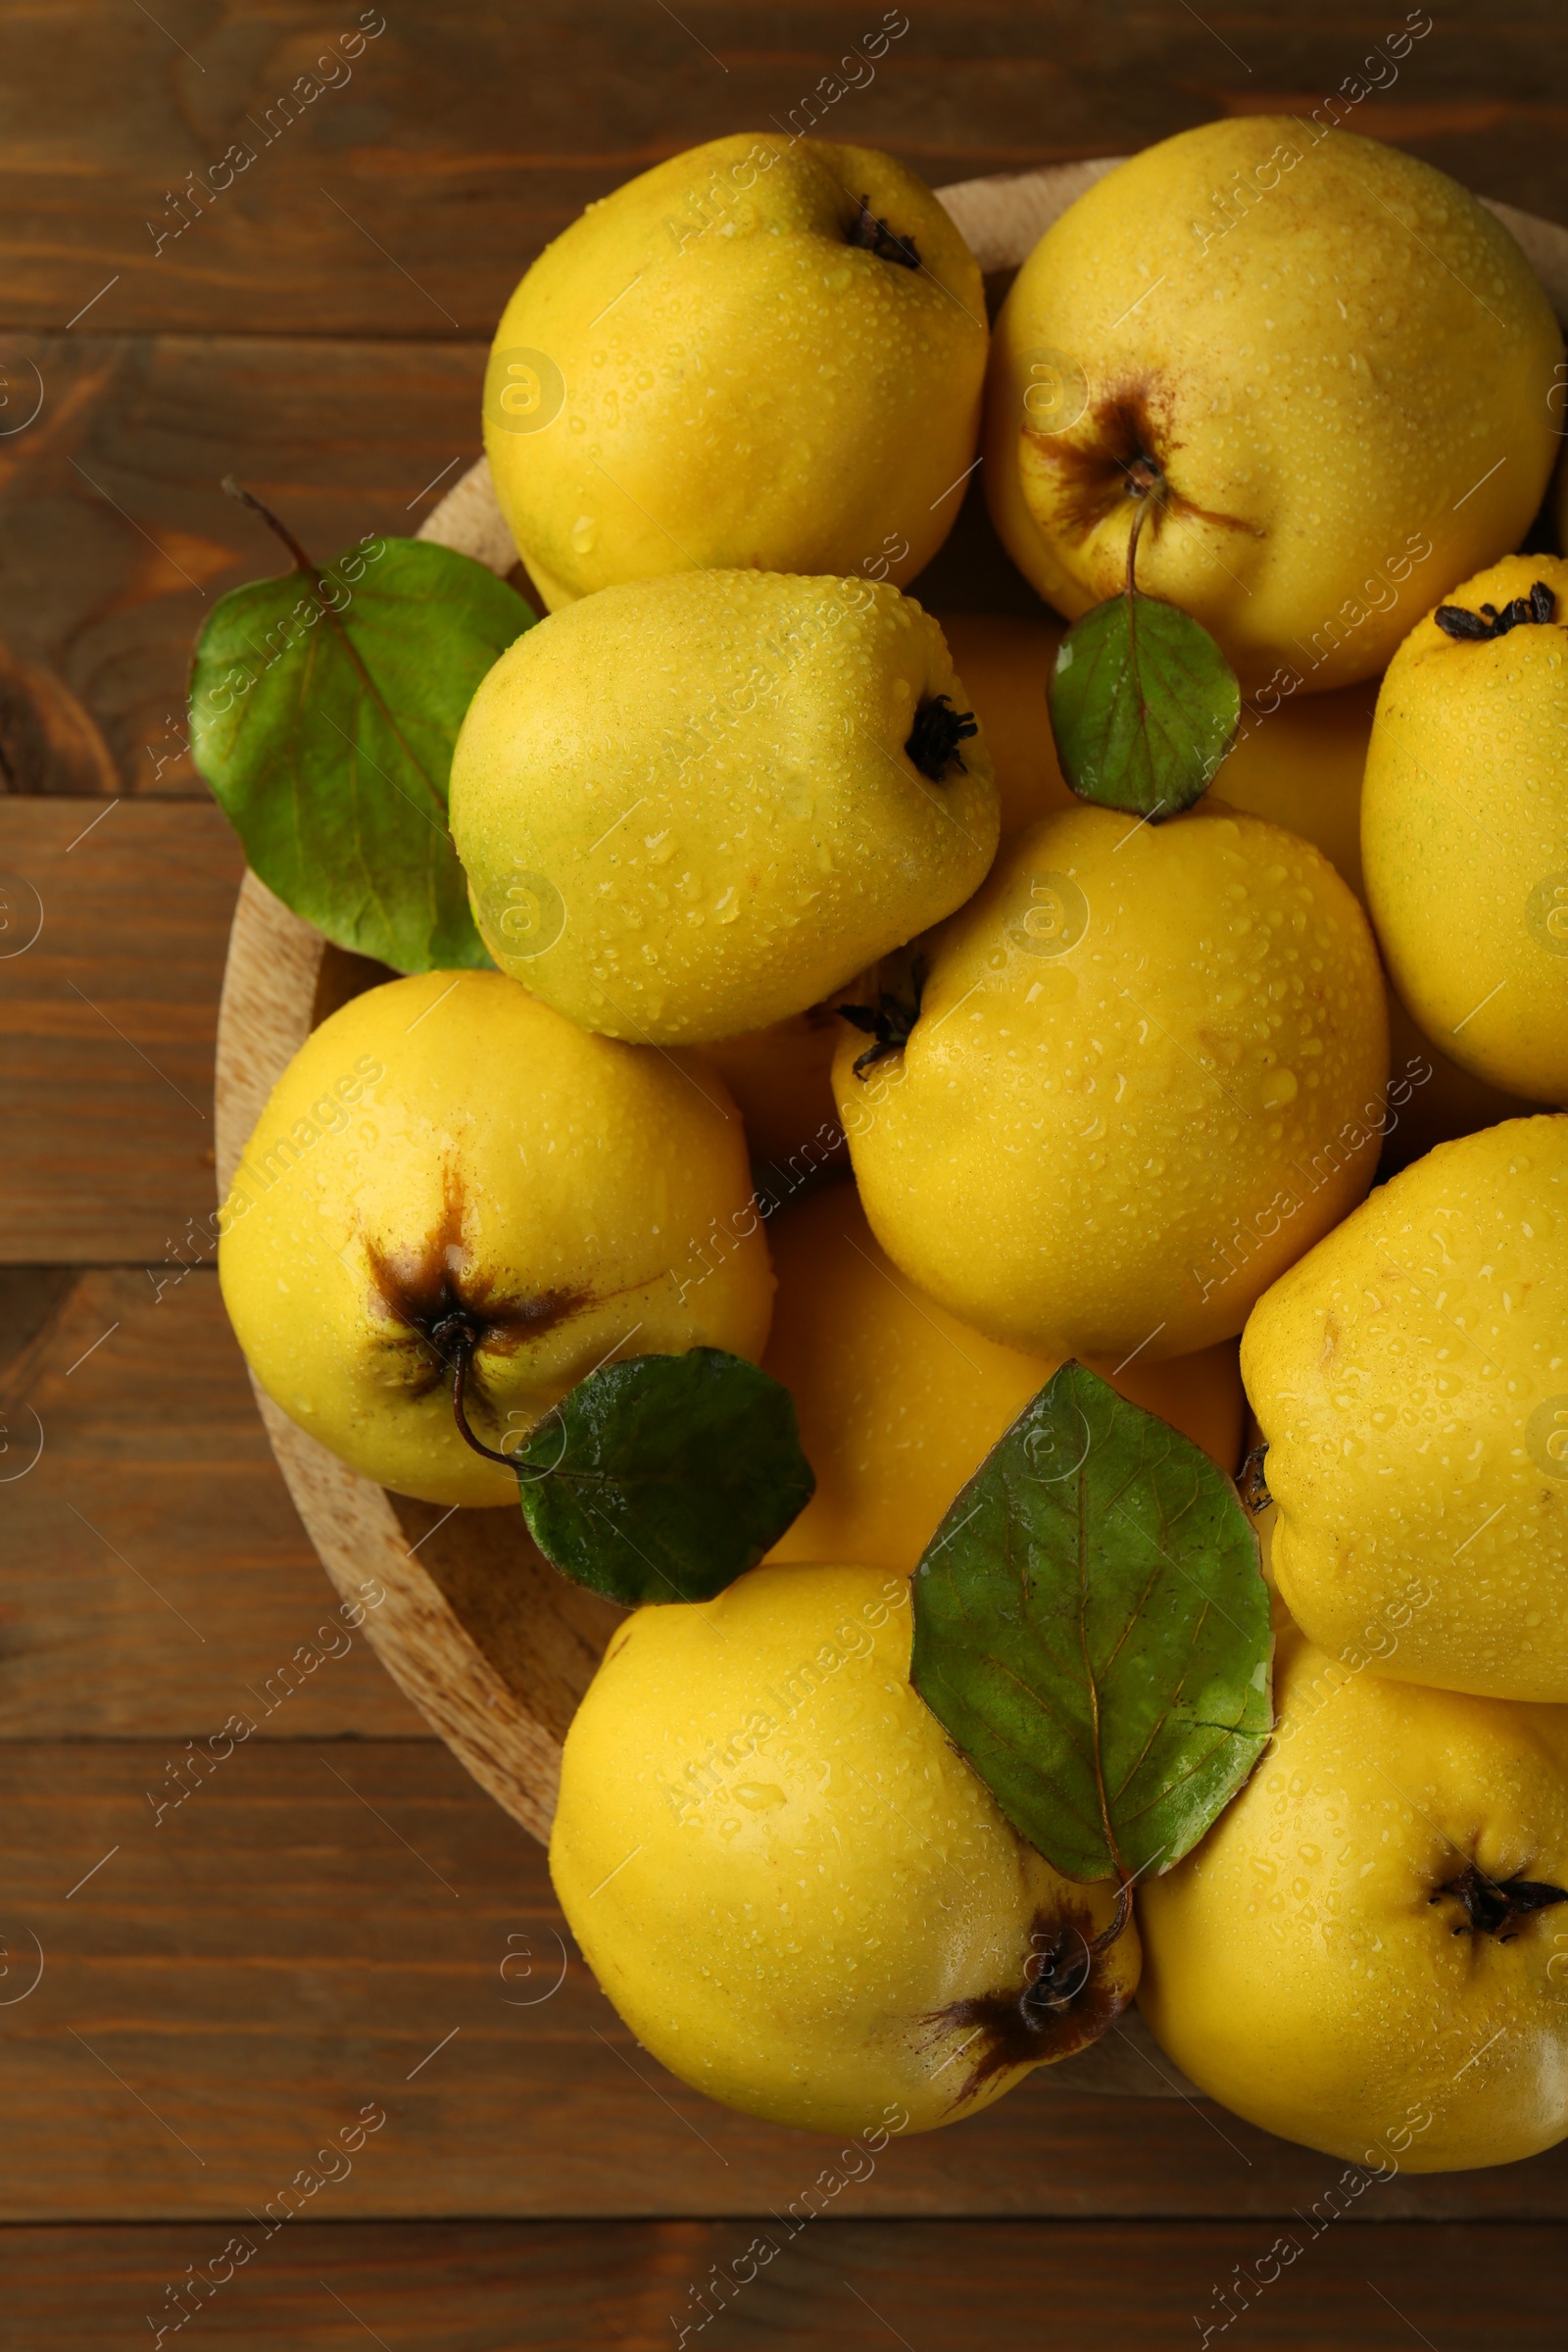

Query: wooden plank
left=0, top=1262, right=422, bottom=1736
left=1, top=3, right=1563, bottom=337
left=4, top=1739, right=1568, bottom=2221
left=6, top=2217, right=1568, bottom=2348
left=0, top=799, right=242, bottom=1259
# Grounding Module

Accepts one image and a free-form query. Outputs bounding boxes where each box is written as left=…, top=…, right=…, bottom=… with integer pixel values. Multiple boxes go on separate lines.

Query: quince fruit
left=1363, top=555, right=1568, bottom=1104
left=1139, top=1625, right=1568, bottom=2170
left=985, top=120, right=1562, bottom=691
left=761, top=1181, right=1244, bottom=1572
left=220, top=971, right=771, bottom=1506
left=1243, top=1113, right=1568, bottom=1702
left=837, top=805, right=1387, bottom=1361
left=551, top=1560, right=1139, bottom=2132
left=485, top=133, right=986, bottom=609
left=450, top=571, right=999, bottom=1044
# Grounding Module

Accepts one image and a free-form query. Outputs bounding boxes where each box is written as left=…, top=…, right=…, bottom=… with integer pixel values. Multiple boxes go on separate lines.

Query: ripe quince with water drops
left=450, top=569, right=999, bottom=1045
left=219, top=971, right=771, bottom=1507
left=483, top=133, right=987, bottom=609
left=1362, top=554, right=1568, bottom=1104
left=1243, top=1113, right=1568, bottom=1702
left=1139, top=1624, right=1568, bottom=2170
left=551, top=1561, right=1140, bottom=2133
left=838, top=802, right=1389, bottom=1363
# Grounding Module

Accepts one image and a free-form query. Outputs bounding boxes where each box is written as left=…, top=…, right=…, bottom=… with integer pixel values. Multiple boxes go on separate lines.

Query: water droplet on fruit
left=732, top=1783, right=786, bottom=1811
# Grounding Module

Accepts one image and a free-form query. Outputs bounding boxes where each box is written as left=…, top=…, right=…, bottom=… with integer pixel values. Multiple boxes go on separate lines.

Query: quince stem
left=1123, top=459, right=1161, bottom=596
left=220, top=474, right=448, bottom=809
left=446, top=1324, right=521, bottom=1470
left=1091, top=1875, right=1133, bottom=1959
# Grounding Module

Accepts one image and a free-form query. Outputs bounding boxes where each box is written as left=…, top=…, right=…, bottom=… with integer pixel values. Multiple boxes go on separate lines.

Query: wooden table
left=3, top=4, right=1566, bottom=2341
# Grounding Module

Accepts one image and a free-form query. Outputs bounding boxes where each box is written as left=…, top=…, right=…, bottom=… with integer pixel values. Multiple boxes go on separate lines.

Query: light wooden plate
left=214, top=161, right=1568, bottom=2094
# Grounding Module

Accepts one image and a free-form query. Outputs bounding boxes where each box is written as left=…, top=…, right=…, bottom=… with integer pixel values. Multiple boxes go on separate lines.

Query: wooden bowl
left=215, top=162, right=1568, bottom=1854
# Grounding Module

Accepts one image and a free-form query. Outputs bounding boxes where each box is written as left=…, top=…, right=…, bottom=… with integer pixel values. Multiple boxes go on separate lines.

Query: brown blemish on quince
left=365, top=1168, right=590, bottom=1398
left=1027, top=380, right=1261, bottom=549
left=924, top=1897, right=1133, bottom=2108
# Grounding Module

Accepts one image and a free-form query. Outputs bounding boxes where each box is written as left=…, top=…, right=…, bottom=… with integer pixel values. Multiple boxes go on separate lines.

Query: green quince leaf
left=515, top=1348, right=815, bottom=1605
left=190, top=533, right=534, bottom=971
left=1047, top=588, right=1240, bottom=820
left=910, top=1360, right=1272, bottom=1883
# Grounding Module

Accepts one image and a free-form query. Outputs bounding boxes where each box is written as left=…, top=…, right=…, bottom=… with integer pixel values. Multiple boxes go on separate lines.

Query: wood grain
left=2, top=1, right=1564, bottom=337
left=0, top=1260, right=421, bottom=1737
left=5, top=1739, right=1568, bottom=2224
left=9, top=2218, right=1568, bottom=2348
left=0, top=798, right=241, bottom=1259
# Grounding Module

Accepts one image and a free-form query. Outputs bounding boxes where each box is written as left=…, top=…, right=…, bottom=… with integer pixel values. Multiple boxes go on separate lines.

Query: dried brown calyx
left=1435, top=581, right=1556, bottom=642
left=1028, top=382, right=1260, bottom=552
left=905, top=693, right=978, bottom=783
left=1240, top=1442, right=1271, bottom=1515
left=838, top=955, right=925, bottom=1080
left=846, top=194, right=920, bottom=269
left=925, top=1894, right=1135, bottom=2107
left=365, top=1171, right=588, bottom=1411
left=1431, top=1862, right=1568, bottom=1940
